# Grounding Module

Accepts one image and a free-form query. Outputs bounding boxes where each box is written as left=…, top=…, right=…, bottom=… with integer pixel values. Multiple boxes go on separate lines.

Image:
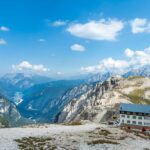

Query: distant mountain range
left=86, top=65, right=150, bottom=83
left=0, top=65, right=150, bottom=126
left=1, top=73, right=53, bottom=90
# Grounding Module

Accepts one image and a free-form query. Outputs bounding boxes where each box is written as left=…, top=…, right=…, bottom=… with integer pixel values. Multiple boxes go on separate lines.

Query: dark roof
left=119, top=103, right=150, bottom=114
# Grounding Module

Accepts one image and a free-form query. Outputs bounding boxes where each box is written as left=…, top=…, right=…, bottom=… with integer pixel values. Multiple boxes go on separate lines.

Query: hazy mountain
left=18, top=80, right=85, bottom=122
left=0, top=73, right=54, bottom=105
left=86, top=72, right=114, bottom=83
left=123, top=65, right=150, bottom=78
left=1, top=73, right=53, bottom=90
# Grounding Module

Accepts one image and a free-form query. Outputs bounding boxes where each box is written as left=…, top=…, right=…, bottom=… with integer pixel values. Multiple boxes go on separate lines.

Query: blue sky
left=1, top=0, right=150, bottom=76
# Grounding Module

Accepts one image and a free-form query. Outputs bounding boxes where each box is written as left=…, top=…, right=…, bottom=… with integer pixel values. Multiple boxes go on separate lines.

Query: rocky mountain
left=123, top=65, right=150, bottom=78
left=0, top=94, right=32, bottom=127
left=56, top=76, right=150, bottom=123
left=86, top=65, right=150, bottom=83
left=18, top=80, right=85, bottom=122
left=87, top=72, right=114, bottom=83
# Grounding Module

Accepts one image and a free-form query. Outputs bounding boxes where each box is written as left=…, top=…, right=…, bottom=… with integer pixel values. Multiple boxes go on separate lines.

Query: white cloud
left=124, top=48, right=134, bottom=57
left=38, top=39, right=46, bottom=42
left=52, top=20, right=67, bottom=27
left=130, top=18, right=150, bottom=33
left=81, top=58, right=129, bottom=73
left=71, top=44, right=85, bottom=52
left=67, top=19, right=124, bottom=41
left=0, top=26, right=9, bottom=32
left=12, top=61, right=49, bottom=72
left=81, top=46, right=150, bottom=73
left=0, top=39, right=7, bottom=45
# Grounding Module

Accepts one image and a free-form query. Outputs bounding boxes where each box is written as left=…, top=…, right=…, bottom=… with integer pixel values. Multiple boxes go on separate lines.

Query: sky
left=1, top=0, right=150, bottom=77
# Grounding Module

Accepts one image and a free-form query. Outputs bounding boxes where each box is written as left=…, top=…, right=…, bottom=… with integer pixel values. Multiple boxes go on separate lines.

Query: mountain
left=85, top=65, right=150, bottom=84
left=0, top=94, right=33, bottom=127
left=18, top=80, right=85, bottom=122
left=87, top=72, right=114, bottom=83
left=0, top=73, right=54, bottom=105
left=56, top=76, right=150, bottom=123
left=1, top=73, right=53, bottom=90
left=123, top=65, right=150, bottom=78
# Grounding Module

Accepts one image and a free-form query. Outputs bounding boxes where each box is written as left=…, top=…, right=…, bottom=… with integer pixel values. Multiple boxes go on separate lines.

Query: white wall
left=120, top=114, right=150, bottom=126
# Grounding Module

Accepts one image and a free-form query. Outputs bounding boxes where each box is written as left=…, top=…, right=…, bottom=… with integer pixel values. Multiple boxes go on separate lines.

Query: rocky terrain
left=0, top=122, right=150, bottom=150
left=0, top=94, right=33, bottom=127
left=0, top=94, right=21, bottom=127
left=57, top=76, right=150, bottom=123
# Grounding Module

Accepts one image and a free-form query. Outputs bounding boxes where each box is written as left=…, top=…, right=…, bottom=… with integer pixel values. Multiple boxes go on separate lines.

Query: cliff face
left=56, top=77, right=120, bottom=123
left=56, top=76, right=150, bottom=123
left=0, top=94, right=33, bottom=127
left=0, top=95, right=21, bottom=127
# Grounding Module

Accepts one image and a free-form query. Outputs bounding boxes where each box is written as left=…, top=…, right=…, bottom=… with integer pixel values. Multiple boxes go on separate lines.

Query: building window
left=121, top=115, right=125, bottom=118
left=138, top=116, right=142, bottom=120
left=127, top=115, right=130, bottom=118
left=132, top=121, right=136, bottom=125
left=122, top=120, right=124, bottom=123
left=127, top=120, right=130, bottom=124
left=144, top=122, right=150, bottom=126
left=132, top=115, right=136, bottom=119
left=144, top=116, right=150, bottom=120
left=138, top=122, right=142, bottom=125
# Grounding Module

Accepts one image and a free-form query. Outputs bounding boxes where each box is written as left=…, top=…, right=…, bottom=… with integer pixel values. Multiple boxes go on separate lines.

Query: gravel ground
left=0, top=123, right=150, bottom=150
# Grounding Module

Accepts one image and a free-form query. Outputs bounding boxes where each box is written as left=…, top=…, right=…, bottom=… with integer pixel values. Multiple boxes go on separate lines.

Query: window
left=144, top=116, right=150, bottom=120
left=127, top=115, right=130, bottom=118
left=122, top=120, right=124, bottom=123
left=144, top=122, right=150, bottom=126
left=138, top=122, right=142, bottom=125
left=132, top=121, right=136, bottom=125
left=132, top=116, right=136, bottom=119
left=127, top=120, right=130, bottom=124
left=121, top=115, right=125, bottom=118
left=138, top=116, right=142, bottom=120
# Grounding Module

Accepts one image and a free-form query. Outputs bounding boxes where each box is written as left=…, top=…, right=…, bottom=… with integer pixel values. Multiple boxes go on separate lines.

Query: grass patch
left=128, top=76, right=143, bottom=81
left=124, top=89, right=150, bottom=105
left=15, top=136, right=56, bottom=150
left=0, top=116, right=9, bottom=127
left=87, top=139, right=119, bottom=145
left=63, top=121, right=82, bottom=126
left=98, top=129, right=112, bottom=136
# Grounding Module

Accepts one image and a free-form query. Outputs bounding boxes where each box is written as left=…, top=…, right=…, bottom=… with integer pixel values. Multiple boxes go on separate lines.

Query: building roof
left=119, top=103, right=150, bottom=114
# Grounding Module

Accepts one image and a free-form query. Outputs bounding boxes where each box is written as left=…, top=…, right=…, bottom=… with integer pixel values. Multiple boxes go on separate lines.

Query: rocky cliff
left=57, top=76, right=150, bottom=123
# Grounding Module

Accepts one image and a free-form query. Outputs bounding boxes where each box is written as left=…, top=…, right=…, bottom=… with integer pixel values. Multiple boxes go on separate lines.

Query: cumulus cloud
left=81, top=58, right=129, bottom=73
left=51, top=20, right=67, bottom=27
left=12, top=61, right=49, bottom=73
left=124, top=48, right=134, bottom=57
left=0, top=38, right=7, bottom=45
left=67, top=19, right=124, bottom=41
left=0, top=26, right=9, bottom=32
left=71, top=44, right=85, bottom=52
left=81, top=46, right=150, bottom=73
left=130, top=18, right=150, bottom=33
